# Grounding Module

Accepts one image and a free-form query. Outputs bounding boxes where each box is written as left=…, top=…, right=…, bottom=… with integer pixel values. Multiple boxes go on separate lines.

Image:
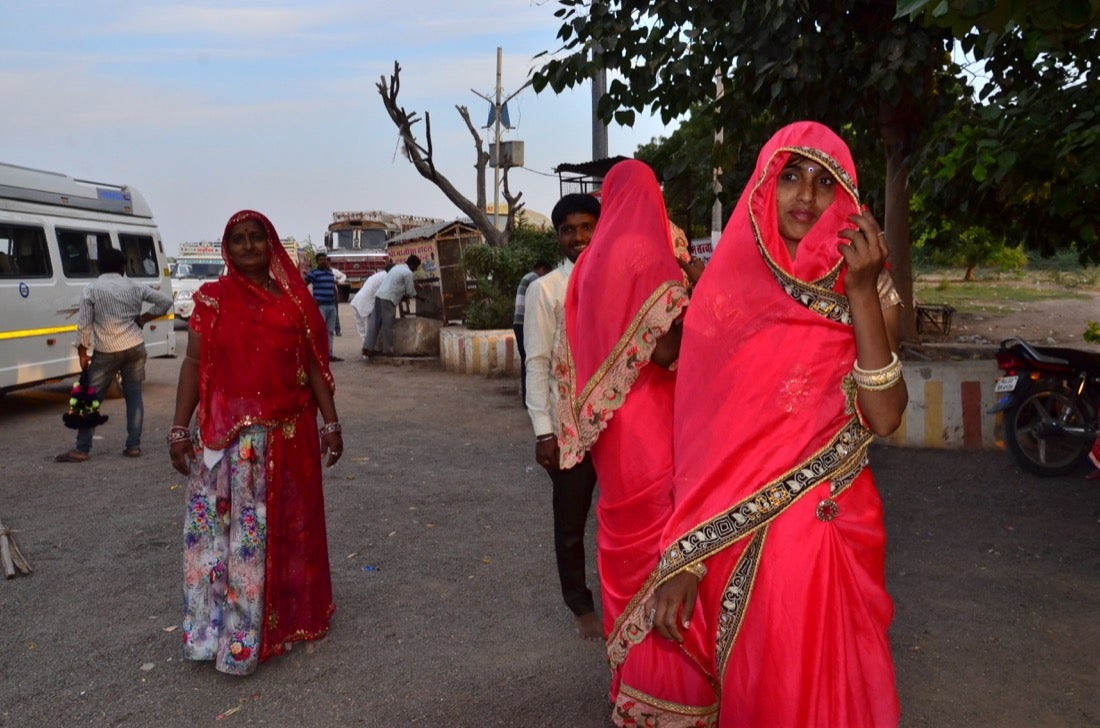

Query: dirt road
left=1, top=326, right=1097, bottom=727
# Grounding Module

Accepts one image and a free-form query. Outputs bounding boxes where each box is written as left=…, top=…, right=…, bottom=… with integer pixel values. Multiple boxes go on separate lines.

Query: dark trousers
left=549, top=452, right=598, bottom=616
left=513, top=324, right=527, bottom=402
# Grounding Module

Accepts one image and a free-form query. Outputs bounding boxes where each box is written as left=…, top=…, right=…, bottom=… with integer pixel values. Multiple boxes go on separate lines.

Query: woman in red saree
left=169, top=210, right=342, bottom=675
left=625, top=122, right=907, bottom=726
left=556, top=160, right=716, bottom=724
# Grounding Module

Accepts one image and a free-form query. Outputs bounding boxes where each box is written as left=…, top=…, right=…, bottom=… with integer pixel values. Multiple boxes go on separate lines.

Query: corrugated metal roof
left=387, top=219, right=479, bottom=244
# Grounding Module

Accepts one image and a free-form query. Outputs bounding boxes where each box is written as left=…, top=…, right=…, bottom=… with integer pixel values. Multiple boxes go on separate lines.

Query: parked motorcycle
left=990, top=337, right=1100, bottom=475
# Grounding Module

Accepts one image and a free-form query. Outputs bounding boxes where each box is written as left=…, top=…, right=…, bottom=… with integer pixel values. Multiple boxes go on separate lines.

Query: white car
left=170, top=259, right=224, bottom=320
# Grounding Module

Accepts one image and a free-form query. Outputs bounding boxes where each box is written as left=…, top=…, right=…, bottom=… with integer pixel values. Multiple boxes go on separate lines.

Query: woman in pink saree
left=622, top=122, right=908, bottom=726
left=556, top=159, right=716, bottom=724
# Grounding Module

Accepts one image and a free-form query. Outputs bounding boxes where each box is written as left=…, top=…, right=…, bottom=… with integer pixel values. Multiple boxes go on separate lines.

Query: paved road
left=1, top=328, right=1097, bottom=727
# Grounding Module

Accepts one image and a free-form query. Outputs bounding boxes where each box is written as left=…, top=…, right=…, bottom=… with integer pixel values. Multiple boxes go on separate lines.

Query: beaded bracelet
left=166, top=426, right=191, bottom=446
left=851, top=352, right=903, bottom=391
left=319, top=421, right=342, bottom=437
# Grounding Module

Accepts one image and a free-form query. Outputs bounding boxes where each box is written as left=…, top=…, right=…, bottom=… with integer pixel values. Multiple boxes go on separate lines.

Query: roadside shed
left=387, top=220, right=482, bottom=323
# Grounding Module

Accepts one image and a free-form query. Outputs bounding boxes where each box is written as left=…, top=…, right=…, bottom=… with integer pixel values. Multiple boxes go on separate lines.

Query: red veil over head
left=555, top=159, right=689, bottom=467
left=193, top=209, right=333, bottom=448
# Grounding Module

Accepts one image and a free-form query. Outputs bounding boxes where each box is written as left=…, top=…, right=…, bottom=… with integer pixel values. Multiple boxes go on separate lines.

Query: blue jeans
left=75, top=344, right=147, bottom=453
left=317, top=304, right=337, bottom=355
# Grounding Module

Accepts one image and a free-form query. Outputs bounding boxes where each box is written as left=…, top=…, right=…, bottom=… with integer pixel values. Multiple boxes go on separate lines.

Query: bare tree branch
left=376, top=60, right=510, bottom=246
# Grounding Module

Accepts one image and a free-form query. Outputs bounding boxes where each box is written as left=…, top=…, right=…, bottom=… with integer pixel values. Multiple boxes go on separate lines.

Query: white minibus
left=0, top=162, right=176, bottom=396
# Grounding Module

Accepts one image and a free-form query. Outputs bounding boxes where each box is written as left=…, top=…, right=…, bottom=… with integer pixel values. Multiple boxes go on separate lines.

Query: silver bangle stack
left=851, top=352, right=903, bottom=391
left=319, top=421, right=342, bottom=437
left=166, top=426, right=191, bottom=446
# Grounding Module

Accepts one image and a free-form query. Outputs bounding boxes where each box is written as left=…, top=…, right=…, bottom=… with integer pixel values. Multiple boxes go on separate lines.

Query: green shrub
left=461, top=224, right=560, bottom=330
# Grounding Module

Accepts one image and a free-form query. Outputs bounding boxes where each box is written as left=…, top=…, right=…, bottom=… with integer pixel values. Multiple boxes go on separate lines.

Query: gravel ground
left=1, top=320, right=1097, bottom=727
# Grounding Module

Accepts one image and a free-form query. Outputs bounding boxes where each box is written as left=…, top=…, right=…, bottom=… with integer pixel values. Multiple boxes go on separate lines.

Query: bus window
left=0, top=223, right=52, bottom=277
left=56, top=228, right=112, bottom=277
left=119, top=233, right=159, bottom=278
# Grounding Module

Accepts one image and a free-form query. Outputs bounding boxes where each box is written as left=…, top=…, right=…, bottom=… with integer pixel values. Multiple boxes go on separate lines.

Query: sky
left=0, top=1, right=673, bottom=255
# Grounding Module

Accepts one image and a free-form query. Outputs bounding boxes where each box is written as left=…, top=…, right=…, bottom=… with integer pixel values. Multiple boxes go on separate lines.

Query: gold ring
left=876, top=231, right=886, bottom=238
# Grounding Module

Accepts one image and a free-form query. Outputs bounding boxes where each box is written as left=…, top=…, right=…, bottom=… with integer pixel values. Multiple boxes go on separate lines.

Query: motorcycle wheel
left=1003, top=387, right=1095, bottom=476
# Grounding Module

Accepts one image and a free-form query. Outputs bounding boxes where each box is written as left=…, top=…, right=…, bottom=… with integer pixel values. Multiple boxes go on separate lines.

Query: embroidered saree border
left=555, top=281, right=688, bottom=469
left=659, top=417, right=872, bottom=577
left=714, top=528, right=766, bottom=681
left=608, top=418, right=871, bottom=687
left=614, top=682, right=719, bottom=728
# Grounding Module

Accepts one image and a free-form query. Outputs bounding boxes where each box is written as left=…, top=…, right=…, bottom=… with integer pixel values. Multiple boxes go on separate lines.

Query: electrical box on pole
left=488, top=141, right=524, bottom=168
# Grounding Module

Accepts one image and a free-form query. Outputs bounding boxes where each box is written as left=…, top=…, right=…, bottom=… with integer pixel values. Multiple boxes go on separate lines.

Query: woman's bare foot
left=574, top=611, right=602, bottom=641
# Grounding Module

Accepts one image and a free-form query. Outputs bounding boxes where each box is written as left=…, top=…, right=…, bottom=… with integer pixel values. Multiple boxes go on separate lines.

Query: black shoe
left=330, top=356, right=343, bottom=362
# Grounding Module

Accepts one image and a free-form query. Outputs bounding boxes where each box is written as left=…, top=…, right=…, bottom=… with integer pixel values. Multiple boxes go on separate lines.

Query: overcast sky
left=0, top=1, right=673, bottom=254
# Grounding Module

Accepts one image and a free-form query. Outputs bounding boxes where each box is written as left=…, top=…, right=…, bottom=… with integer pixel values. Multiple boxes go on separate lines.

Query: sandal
left=122, top=447, right=142, bottom=458
left=55, top=450, right=89, bottom=463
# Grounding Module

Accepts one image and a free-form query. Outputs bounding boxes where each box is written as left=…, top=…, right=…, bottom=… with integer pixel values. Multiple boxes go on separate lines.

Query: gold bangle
left=851, top=352, right=902, bottom=391
left=683, top=561, right=707, bottom=581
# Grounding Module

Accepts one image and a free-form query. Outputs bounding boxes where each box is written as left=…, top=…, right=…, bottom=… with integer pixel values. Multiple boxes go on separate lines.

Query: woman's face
left=226, top=219, right=271, bottom=275
left=774, top=155, right=837, bottom=254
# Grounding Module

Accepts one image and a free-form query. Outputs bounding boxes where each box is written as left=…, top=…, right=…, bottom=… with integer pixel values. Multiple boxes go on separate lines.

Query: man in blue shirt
left=305, top=252, right=342, bottom=361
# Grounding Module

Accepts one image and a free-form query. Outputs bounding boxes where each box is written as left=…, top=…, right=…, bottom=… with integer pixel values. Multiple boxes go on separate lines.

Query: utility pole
left=472, top=48, right=530, bottom=231
left=592, top=62, right=608, bottom=161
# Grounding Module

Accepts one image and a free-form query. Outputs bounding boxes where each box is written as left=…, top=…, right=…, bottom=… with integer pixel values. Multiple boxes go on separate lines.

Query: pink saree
left=615, top=123, right=900, bottom=726
left=556, top=160, right=717, bottom=724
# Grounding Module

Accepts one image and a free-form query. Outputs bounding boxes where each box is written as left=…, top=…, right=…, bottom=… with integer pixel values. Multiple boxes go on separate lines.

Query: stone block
left=393, top=316, right=443, bottom=356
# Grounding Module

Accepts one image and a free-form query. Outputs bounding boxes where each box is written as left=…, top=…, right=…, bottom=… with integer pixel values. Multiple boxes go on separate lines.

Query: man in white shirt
left=364, top=255, right=422, bottom=360
left=350, top=262, right=392, bottom=357
left=523, top=193, right=602, bottom=639
left=55, top=248, right=173, bottom=462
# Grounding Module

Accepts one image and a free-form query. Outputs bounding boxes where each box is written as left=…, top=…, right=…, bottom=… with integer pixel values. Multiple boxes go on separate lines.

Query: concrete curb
left=439, top=326, right=519, bottom=377
left=437, top=326, right=1003, bottom=450
left=884, top=359, right=1002, bottom=450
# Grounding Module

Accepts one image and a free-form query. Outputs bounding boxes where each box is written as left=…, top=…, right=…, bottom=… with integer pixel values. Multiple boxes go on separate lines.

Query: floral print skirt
left=182, top=427, right=268, bottom=675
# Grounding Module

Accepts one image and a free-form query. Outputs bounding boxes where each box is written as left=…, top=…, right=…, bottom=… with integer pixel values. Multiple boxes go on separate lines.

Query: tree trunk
left=880, top=104, right=919, bottom=344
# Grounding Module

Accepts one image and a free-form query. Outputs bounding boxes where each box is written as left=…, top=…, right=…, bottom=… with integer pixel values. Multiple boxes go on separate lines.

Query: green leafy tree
left=462, top=224, right=560, bottom=330
left=901, top=1, right=1100, bottom=261
left=534, top=0, right=1099, bottom=341
left=534, top=1, right=953, bottom=341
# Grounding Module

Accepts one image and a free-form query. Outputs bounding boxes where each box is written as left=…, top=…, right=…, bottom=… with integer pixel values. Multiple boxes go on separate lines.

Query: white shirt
left=350, top=269, right=388, bottom=319
left=523, top=259, right=573, bottom=437
left=78, top=273, right=173, bottom=353
left=375, top=264, right=416, bottom=305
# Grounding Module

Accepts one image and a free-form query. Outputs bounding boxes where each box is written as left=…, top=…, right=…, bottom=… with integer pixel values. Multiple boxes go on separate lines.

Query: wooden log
left=0, top=517, right=32, bottom=578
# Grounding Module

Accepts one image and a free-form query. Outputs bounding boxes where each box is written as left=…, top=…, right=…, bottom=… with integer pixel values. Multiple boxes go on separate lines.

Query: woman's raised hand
left=838, top=210, right=888, bottom=297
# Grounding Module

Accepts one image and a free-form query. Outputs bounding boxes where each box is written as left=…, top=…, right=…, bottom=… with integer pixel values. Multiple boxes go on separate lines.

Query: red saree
left=616, top=123, right=899, bottom=726
left=192, top=210, right=335, bottom=661
left=556, top=160, right=717, bottom=724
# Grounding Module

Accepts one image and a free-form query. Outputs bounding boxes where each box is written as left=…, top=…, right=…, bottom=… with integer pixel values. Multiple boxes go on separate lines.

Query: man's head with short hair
left=315, top=252, right=330, bottom=268
left=551, top=194, right=601, bottom=232
left=406, top=254, right=421, bottom=271
left=100, top=248, right=127, bottom=275
left=533, top=259, right=553, bottom=276
left=551, top=194, right=601, bottom=263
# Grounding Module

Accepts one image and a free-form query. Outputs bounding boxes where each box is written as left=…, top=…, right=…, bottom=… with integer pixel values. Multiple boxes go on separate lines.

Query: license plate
left=994, top=375, right=1018, bottom=393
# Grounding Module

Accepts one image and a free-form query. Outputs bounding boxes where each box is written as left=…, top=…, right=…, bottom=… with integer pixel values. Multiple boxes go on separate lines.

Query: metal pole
left=591, top=54, right=608, bottom=162
left=493, top=47, right=502, bottom=230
